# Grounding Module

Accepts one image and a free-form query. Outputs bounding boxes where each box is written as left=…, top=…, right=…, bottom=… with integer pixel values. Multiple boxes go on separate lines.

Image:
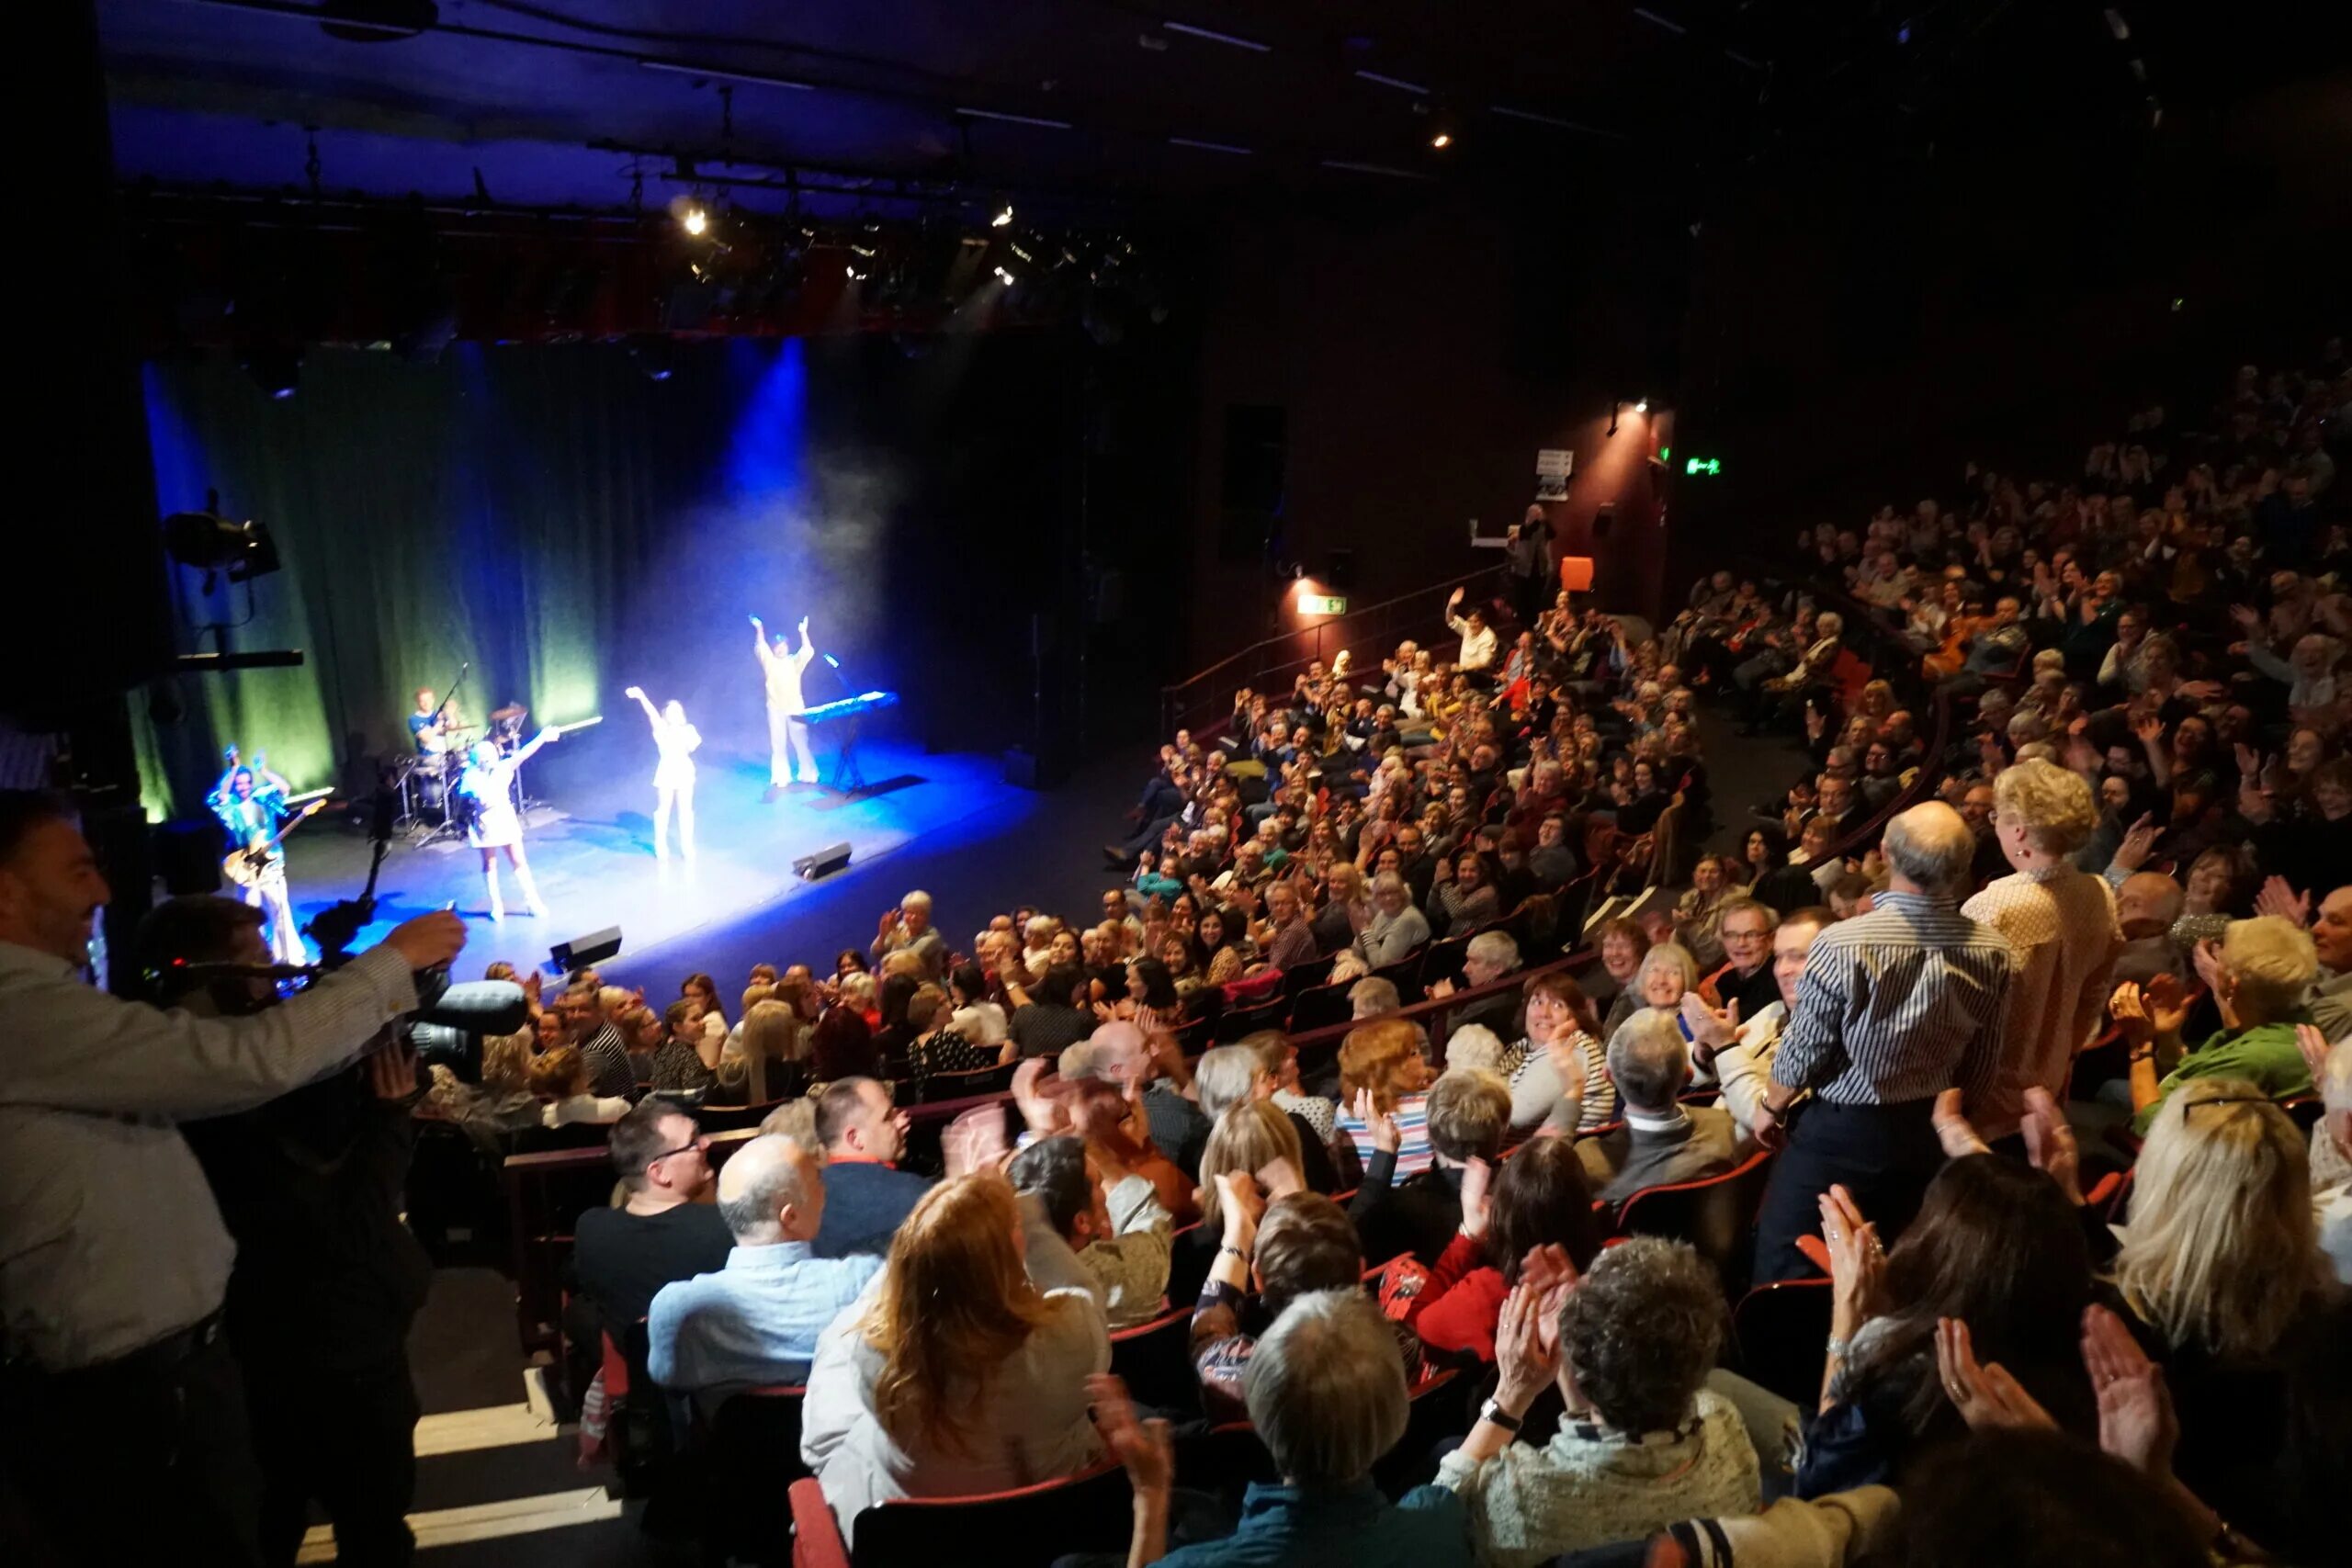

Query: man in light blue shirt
left=647, top=1134, right=881, bottom=1395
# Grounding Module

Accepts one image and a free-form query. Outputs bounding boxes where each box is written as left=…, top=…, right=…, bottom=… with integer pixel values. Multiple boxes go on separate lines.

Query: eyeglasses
left=646, top=1134, right=711, bottom=1167
left=2183, top=1095, right=2270, bottom=1122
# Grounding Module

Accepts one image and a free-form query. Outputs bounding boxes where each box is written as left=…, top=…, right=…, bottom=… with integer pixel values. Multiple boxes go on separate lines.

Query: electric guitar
left=223, top=797, right=328, bottom=886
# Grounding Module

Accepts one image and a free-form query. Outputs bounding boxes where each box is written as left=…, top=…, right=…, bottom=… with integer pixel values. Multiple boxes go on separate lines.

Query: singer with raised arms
left=752, top=611, right=820, bottom=797
left=624, top=684, right=702, bottom=861
left=453, top=727, right=560, bottom=921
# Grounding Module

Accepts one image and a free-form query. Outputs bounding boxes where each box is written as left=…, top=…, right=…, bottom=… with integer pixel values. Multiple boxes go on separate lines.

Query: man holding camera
left=0, top=790, right=467, bottom=1567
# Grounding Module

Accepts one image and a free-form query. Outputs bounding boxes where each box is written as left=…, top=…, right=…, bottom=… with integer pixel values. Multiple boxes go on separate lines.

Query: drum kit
left=393, top=702, right=537, bottom=844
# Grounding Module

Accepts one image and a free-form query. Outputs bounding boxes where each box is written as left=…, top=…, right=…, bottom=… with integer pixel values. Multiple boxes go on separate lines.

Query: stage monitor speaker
left=550, top=926, right=623, bottom=975
left=794, top=841, right=854, bottom=881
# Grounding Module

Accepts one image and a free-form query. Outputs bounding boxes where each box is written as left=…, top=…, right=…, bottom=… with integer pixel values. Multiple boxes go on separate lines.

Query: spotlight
left=681, top=202, right=709, bottom=237
left=991, top=202, right=1014, bottom=228
left=163, top=509, right=282, bottom=586
left=1634, top=399, right=1649, bottom=413
left=1430, top=131, right=1453, bottom=149
left=994, top=265, right=1017, bottom=285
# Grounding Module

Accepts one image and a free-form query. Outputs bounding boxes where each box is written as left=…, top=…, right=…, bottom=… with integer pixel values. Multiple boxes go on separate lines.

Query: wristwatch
left=1478, top=1397, right=1523, bottom=1433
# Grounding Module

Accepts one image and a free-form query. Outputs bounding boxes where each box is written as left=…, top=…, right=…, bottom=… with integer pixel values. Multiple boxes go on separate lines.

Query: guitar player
left=210, top=762, right=308, bottom=964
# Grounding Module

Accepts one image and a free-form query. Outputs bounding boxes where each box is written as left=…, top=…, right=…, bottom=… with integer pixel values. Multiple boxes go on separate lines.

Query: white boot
left=485, top=871, right=504, bottom=923
left=514, top=863, right=548, bottom=919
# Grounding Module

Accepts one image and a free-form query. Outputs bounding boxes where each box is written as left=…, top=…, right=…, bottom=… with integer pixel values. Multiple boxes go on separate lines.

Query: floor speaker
left=793, top=841, right=854, bottom=881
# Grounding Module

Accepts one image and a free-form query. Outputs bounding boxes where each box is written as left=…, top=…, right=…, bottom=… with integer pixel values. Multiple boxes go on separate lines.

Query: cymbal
left=489, top=705, right=529, bottom=723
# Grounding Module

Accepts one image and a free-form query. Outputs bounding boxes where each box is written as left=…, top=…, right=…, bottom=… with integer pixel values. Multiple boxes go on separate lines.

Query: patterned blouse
left=906, top=1027, right=996, bottom=1093
left=1434, top=1388, right=1761, bottom=1567
left=649, top=1037, right=716, bottom=1093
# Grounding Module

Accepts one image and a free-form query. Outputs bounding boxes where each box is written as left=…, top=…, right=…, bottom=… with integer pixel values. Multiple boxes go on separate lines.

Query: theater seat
left=1107, top=1301, right=1199, bottom=1415
left=1609, top=1147, right=1776, bottom=1297
left=1731, top=1279, right=1834, bottom=1407
left=796, top=1463, right=1135, bottom=1568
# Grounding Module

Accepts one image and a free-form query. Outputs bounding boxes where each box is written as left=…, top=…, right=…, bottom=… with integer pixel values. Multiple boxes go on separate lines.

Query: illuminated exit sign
left=1296, top=592, right=1348, bottom=615
left=1684, top=457, right=1723, bottom=477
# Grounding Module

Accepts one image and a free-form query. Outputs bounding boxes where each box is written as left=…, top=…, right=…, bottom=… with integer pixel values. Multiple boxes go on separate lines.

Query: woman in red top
left=1406, top=1134, right=1603, bottom=1361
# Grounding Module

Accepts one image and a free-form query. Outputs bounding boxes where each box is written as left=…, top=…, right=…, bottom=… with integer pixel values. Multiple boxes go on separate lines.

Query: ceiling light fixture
left=1161, top=20, right=1272, bottom=52
left=956, top=107, right=1075, bottom=130
left=637, top=58, right=816, bottom=91
left=1430, top=130, right=1453, bottom=149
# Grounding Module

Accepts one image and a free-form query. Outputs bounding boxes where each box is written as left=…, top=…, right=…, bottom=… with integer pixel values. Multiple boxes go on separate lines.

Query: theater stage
left=275, top=734, right=1053, bottom=985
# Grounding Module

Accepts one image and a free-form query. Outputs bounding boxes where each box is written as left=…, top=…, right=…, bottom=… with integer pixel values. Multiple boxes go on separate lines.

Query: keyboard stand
left=829, top=717, right=868, bottom=794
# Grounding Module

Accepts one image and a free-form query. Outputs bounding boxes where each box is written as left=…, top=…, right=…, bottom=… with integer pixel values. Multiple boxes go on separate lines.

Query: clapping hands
left=1351, top=1086, right=1402, bottom=1155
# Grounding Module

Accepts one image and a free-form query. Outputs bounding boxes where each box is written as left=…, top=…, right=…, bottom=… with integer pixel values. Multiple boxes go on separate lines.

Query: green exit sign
left=1296, top=592, right=1348, bottom=615
left=1684, top=457, right=1723, bottom=477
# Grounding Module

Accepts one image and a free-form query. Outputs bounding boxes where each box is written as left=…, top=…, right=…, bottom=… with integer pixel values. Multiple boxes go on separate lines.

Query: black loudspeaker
left=550, top=926, right=623, bottom=973
left=153, top=818, right=225, bottom=895
left=793, top=841, right=854, bottom=881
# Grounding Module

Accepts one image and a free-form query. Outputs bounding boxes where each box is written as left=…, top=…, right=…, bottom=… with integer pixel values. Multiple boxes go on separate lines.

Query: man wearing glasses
left=574, top=1103, right=729, bottom=1337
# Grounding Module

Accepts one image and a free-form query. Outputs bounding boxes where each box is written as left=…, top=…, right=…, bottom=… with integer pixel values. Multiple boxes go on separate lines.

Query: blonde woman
left=1196, top=1100, right=1307, bottom=1231
left=800, top=1172, right=1108, bottom=1541
left=1962, top=758, right=2121, bottom=1140
left=2117, top=915, right=2317, bottom=1134
left=725, top=997, right=808, bottom=1104
left=2110, top=1078, right=2329, bottom=1545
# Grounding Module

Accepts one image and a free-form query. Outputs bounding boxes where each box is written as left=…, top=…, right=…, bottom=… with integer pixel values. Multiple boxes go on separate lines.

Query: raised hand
left=2110, top=813, right=2159, bottom=872
left=1931, top=1088, right=1990, bottom=1159
left=1491, top=1279, right=1564, bottom=1415
left=624, top=685, right=645, bottom=700
left=2294, top=1022, right=2332, bottom=1085
left=1936, top=1317, right=2058, bottom=1432
left=2080, top=1305, right=2177, bottom=1475
left=1214, top=1168, right=1266, bottom=1245
left=1459, top=1156, right=1493, bottom=1236
left=2019, top=1087, right=2083, bottom=1204
left=1680, top=991, right=1738, bottom=1050
left=1087, top=1373, right=1174, bottom=1496
left=1351, top=1086, right=1401, bottom=1155
left=2108, top=980, right=2155, bottom=1046
left=2253, top=874, right=2312, bottom=927
left=1818, top=1185, right=1883, bottom=1326
left=1010, top=1057, right=1062, bottom=1138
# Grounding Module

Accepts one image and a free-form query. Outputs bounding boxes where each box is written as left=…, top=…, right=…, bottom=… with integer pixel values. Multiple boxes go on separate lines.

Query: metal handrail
left=1158, top=563, right=1510, bottom=738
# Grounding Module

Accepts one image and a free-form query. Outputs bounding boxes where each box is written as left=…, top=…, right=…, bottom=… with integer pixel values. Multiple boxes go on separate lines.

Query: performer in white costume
left=625, top=684, right=702, bottom=861
left=454, top=728, right=560, bottom=920
left=752, top=613, right=820, bottom=795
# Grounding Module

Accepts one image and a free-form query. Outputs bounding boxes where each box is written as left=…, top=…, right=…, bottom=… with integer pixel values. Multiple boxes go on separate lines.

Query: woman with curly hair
left=800, top=1171, right=1109, bottom=1543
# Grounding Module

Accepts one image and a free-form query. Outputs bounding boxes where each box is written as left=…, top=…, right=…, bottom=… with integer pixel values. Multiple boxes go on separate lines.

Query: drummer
left=409, top=687, right=450, bottom=757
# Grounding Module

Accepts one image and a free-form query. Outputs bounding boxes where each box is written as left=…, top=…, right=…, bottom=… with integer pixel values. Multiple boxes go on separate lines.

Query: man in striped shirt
left=1748, top=802, right=2014, bottom=1282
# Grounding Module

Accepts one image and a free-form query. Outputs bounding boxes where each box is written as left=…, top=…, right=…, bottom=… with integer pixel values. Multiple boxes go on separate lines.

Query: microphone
left=821, top=653, right=841, bottom=669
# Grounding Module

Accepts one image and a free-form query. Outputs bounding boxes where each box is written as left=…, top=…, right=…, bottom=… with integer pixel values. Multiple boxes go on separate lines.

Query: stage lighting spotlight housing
left=549, top=926, right=623, bottom=975
left=162, top=512, right=283, bottom=585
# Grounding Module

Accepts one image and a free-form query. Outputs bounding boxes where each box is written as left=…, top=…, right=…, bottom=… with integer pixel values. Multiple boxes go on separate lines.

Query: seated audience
left=1406, top=1134, right=1604, bottom=1363
left=1802, top=1154, right=2094, bottom=1496
left=1574, top=1009, right=1740, bottom=1205
left=808, top=1077, right=932, bottom=1257
left=1191, top=1188, right=1425, bottom=1425
left=573, top=1102, right=730, bottom=1331
left=1334, top=1015, right=1436, bottom=1179
left=1433, top=1237, right=1761, bottom=1562
left=800, top=1171, right=1108, bottom=1540
left=1007, top=1134, right=1173, bottom=1328
left=1108, top=1287, right=1470, bottom=1565
left=1350, top=1056, right=1505, bottom=1266
left=647, top=1134, right=881, bottom=1395
left=530, top=1046, right=630, bottom=1127
left=2110, top=1077, right=2335, bottom=1550
left=1505, top=970, right=1617, bottom=1136
left=2118, top=914, right=2318, bottom=1134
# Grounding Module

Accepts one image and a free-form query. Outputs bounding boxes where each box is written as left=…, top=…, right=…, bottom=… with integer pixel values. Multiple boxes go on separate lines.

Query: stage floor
left=281, top=738, right=1048, bottom=982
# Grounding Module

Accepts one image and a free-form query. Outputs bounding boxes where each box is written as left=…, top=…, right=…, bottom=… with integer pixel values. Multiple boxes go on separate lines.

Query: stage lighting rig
left=163, top=497, right=282, bottom=591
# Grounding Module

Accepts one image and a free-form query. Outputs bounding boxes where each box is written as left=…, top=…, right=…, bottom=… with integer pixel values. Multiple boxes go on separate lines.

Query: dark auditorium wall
left=1666, top=66, right=2352, bottom=570
left=1180, top=187, right=1691, bottom=670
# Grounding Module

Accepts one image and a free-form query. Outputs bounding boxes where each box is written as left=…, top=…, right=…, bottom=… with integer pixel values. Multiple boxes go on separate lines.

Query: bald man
left=1748, top=802, right=2014, bottom=1282
left=647, top=1136, right=882, bottom=1394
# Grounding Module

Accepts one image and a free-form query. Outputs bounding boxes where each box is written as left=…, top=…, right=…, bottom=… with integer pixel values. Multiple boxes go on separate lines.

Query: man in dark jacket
left=153, top=897, right=434, bottom=1568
